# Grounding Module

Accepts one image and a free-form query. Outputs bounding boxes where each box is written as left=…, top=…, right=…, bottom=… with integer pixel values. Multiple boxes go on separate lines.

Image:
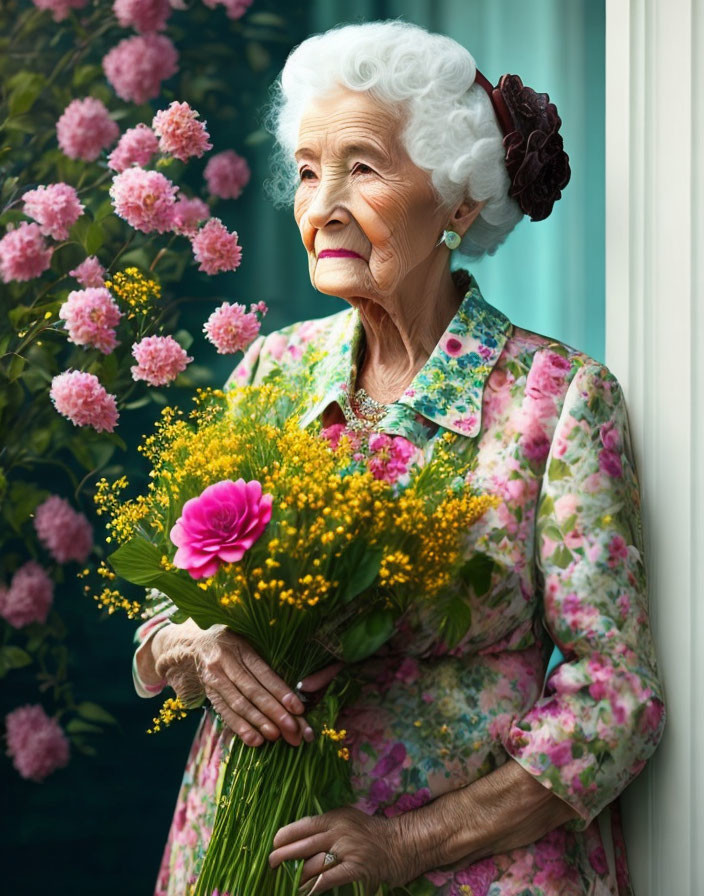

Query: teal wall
left=232, top=0, right=606, bottom=374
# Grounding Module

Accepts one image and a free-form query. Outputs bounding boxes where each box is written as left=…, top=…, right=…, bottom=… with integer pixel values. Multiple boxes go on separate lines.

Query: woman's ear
left=450, top=198, right=487, bottom=238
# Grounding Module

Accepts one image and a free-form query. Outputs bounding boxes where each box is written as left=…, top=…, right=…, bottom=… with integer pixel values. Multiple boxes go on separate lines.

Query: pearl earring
left=437, top=229, right=461, bottom=250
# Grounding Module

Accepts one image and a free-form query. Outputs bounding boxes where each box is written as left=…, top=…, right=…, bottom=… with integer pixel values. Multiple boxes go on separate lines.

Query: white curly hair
left=265, top=19, right=525, bottom=258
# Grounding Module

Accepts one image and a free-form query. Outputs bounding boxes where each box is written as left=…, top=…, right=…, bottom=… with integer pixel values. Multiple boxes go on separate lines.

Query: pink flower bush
left=107, top=123, right=159, bottom=173
left=0, top=223, right=53, bottom=283
left=203, top=301, right=266, bottom=354
left=31, top=0, right=89, bottom=21
left=172, top=195, right=210, bottom=237
left=367, top=433, right=417, bottom=483
left=152, top=101, right=212, bottom=162
left=204, top=150, right=251, bottom=199
left=202, top=0, right=252, bottom=20
left=191, top=217, right=242, bottom=274
left=34, top=495, right=93, bottom=564
left=22, top=183, right=84, bottom=241
left=109, top=167, right=178, bottom=234
left=69, top=255, right=106, bottom=287
left=59, top=287, right=122, bottom=354
left=170, top=479, right=273, bottom=579
left=130, top=335, right=192, bottom=386
left=102, top=33, right=178, bottom=104
left=113, top=0, right=172, bottom=32
left=0, top=561, right=54, bottom=628
left=4, top=704, right=70, bottom=782
left=56, top=97, right=119, bottom=162
left=50, top=370, right=119, bottom=432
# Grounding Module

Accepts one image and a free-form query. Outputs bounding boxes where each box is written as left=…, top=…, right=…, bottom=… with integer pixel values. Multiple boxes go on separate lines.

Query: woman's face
left=293, top=86, right=456, bottom=302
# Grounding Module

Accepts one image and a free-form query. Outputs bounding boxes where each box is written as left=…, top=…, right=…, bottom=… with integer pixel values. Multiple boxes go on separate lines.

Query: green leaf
left=337, top=542, right=383, bottom=603
left=6, top=354, right=26, bottom=381
left=550, top=546, right=574, bottom=569
left=458, top=553, right=495, bottom=596
left=108, top=537, right=228, bottom=629
left=76, top=701, right=118, bottom=725
left=66, top=719, right=104, bottom=735
left=173, top=329, right=193, bottom=350
left=0, top=645, right=32, bottom=669
left=8, top=73, right=46, bottom=116
left=548, top=459, right=572, bottom=480
left=84, top=222, right=104, bottom=255
left=439, top=593, right=472, bottom=649
left=338, top=608, right=395, bottom=663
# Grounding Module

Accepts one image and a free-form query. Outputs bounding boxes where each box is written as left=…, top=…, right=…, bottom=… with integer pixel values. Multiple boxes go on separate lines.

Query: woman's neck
left=354, top=266, right=465, bottom=404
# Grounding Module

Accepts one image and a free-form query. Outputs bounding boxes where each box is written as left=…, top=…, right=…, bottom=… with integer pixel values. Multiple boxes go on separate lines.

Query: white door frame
left=605, top=0, right=703, bottom=891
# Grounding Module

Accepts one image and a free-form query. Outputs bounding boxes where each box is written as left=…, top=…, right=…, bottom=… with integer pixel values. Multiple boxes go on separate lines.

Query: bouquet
left=96, top=380, right=499, bottom=895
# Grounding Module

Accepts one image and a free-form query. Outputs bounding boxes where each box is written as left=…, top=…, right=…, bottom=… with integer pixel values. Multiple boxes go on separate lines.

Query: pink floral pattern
left=134, top=274, right=665, bottom=895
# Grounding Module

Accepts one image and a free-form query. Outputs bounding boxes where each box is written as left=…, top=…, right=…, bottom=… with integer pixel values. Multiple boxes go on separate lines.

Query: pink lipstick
left=318, top=249, right=363, bottom=259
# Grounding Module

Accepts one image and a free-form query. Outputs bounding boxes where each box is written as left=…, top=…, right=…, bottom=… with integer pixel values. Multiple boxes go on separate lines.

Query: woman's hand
left=153, top=620, right=338, bottom=747
left=268, top=806, right=418, bottom=894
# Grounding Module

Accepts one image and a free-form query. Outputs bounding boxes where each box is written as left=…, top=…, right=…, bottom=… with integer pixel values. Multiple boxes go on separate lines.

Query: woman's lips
left=317, top=249, right=363, bottom=259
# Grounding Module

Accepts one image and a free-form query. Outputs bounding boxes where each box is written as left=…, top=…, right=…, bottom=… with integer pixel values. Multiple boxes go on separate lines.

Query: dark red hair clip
left=474, top=69, right=571, bottom=222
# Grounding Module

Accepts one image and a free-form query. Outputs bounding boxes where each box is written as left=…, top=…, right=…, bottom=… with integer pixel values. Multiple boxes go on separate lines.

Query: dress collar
left=298, top=273, right=513, bottom=439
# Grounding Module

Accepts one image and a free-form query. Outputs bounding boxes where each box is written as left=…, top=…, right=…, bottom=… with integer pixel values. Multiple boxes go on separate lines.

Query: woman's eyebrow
left=294, top=141, right=390, bottom=165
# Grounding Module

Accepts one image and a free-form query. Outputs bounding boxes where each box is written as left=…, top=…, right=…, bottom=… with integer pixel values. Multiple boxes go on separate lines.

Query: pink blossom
left=4, top=704, right=70, bottom=782
left=203, top=301, right=266, bottom=354
left=453, top=858, right=497, bottom=896
left=172, top=196, right=210, bottom=237
left=320, top=424, right=348, bottom=451
left=443, top=336, right=464, bottom=357
left=59, top=287, right=122, bottom=354
left=69, top=256, right=106, bottom=288
left=107, top=124, right=159, bottom=173
left=22, top=183, right=84, bottom=241
left=599, top=446, right=623, bottom=478
left=102, top=33, right=178, bottom=104
left=204, top=150, right=250, bottom=199
left=0, top=561, right=53, bottom=628
left=109, top=167, right=178, bottom=234
left=191, top=217, right=242, bottom=274
left=56, top=97, right=119, bottom=162
left=526, top=350, right=572, bottom=400
left=152, top=102, right=212, bottom=163
left=50, top=370, right=119, bottom=432
left=130, top=335, right=192, bottom=386
left=367, top=433, right=417, bottom=483
left=170, top=479, right=273, bottom=579
left=0, top=223, right=53, bottom=283
left=113, top=0, right=172, bottom=32
left=31, top=0, right=89, bottom=21
left=202, top=0, right=252, bottom=19
left=34, top=496, right=93, bottom=564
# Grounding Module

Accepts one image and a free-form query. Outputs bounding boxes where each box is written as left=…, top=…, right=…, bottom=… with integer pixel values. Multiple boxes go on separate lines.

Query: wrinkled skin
left=152, top=619, right=340, bottom=747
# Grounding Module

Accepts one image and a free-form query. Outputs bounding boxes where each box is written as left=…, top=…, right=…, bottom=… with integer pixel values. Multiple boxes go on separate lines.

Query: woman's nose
left=305, top=173, right=351, bottom=230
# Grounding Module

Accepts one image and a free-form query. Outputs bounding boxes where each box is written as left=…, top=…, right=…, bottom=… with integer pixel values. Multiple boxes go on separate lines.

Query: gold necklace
left=338, top=386, right=389, bottom=431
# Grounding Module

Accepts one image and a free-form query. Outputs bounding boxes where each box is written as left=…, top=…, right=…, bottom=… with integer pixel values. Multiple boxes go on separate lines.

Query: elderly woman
left=133, top=21, right=666, bottom=896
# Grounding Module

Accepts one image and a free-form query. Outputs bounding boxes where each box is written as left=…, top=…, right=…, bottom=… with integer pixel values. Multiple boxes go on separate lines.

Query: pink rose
left=170, top=479, right=273, bottom=579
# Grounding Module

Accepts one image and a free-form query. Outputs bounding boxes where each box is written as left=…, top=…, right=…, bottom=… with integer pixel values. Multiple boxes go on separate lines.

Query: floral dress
left=133, top=272, right=666, bottom=896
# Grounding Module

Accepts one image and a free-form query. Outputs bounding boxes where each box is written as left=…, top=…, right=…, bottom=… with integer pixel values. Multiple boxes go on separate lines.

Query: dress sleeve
left=130, top=334, right=267, bottom=698
left=500, top=361, right=666, bottom=831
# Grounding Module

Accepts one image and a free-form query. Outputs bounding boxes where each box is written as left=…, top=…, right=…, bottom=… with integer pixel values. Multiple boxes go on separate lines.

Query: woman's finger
left=207, top=689, right=263, bottom=746
left=233, top=667, right=309, bottom=744
left=216, top=678, right=285, bottom=742
left=273, top=813, right=325, bottom=849
left=300, top=862, right=352, bottom=895
left=237, top=644, right=306, bottom=714
left=268, top=832, right=330, bottom=869
left=298, top=662, right=344, bottom=694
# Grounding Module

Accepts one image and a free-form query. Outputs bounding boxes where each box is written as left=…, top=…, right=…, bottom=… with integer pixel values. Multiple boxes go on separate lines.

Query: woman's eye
left=299, top=168, right=316, bottom=181
left=353, top=163, right=374, bottom=175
